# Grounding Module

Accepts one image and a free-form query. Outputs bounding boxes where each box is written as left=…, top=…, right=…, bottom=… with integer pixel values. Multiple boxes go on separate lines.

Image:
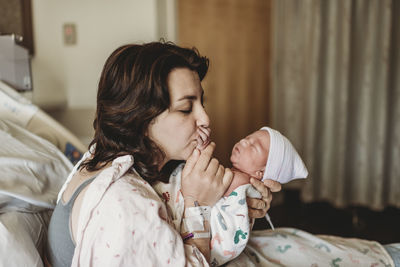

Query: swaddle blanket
left=154, top=164, right=261, bottom=266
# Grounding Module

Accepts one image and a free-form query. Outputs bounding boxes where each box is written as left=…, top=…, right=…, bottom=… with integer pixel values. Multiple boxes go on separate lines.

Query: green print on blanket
left=234, top=229, right=248, bottom=244
left=315, top=243, right=331, bottom=252
left=330, top=258, right=342, bottom=267
left=229, top=191, right=238, bottom=196
left=238, top=198, right=246, bottom=205
left=358, top=248, right=369, bottom=254
left=217, top=212, right=228, bottom=231
left=276, top=244, right=291, bottom=253
left=221, top=205, right=229, bottom=211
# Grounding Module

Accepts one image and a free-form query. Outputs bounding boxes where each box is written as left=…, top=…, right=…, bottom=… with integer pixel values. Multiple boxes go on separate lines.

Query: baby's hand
left=196, top=126, right=211, bottom=150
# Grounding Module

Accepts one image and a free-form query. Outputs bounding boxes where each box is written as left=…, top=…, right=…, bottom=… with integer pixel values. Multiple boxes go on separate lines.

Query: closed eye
left=180, top=109, right=192, bottom=114
left=179, top=104, right=193, bottom=114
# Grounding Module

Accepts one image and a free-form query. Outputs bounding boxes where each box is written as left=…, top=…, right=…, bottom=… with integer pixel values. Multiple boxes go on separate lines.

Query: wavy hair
left=79, top=41, right=209, bottom=183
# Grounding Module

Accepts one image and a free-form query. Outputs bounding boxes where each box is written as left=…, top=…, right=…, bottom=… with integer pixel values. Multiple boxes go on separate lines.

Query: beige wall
left=29, top=0, right=177, bottom=144
left=31, top=0, right=160, bottom=109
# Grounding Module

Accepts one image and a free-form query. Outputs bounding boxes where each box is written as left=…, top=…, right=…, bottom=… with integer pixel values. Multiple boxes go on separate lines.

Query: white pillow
left=0, top=119, right=73, bottom=213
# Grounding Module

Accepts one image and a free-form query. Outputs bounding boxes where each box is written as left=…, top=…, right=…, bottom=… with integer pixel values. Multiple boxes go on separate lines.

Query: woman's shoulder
left=79, top=155, right=164, bottom=218
left=83, top=171, right=169, bottom=224
left=108, top=172, right=169, bottom=213
left=108, top=171, right=160, bottom=201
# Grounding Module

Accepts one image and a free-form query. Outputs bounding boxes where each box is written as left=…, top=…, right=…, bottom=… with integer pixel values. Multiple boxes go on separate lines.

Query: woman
left=47, top=42, right=280, bottom=266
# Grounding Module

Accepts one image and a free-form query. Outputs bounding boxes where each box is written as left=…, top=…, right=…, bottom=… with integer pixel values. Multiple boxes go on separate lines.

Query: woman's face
left=148, top=68, right=210, bottom=167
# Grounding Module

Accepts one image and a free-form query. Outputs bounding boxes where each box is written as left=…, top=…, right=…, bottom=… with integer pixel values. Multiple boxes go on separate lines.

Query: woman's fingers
left=194, top=142, right=215, bottom=171
left=263, top=179, right=282, bottom=193
left=197, top=128, right=207, bottom=143
left=182, top=148, right=200, bottom=177
left=198, top=126, right=211, bottom=139
left=250, top=178, right=270, bottom=197
left=247, top=197, right=270, bottom=218
left=215, top=164, right=224, bottom=178
left=206, top=158, right=220, bottom=175
left=197, top=127, right=211, bottom=150
left=246, top=197, right=267, bottom=210
left=222, top=168, right=233, bottom=188
left=248, top=206, right=267, bottom=219
left=248, top=177, right=277, bottom=218
left=254, top=180, right=273, bottom=205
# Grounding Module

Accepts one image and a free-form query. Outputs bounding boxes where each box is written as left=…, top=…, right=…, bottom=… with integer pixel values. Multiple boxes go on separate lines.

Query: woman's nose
left=197, top=106, right=210, bottom=127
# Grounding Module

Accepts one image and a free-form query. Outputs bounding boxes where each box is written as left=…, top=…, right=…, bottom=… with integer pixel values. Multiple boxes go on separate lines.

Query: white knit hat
left=260, top=127, right=308, bottom=183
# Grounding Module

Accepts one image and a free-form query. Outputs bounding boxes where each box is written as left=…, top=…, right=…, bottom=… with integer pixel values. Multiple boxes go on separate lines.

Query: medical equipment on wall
left=0, top=34, right=32, bottom=91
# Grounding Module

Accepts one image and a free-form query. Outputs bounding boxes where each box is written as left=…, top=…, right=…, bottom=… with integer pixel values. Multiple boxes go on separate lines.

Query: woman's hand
left=247, top=178, right=282, bottom=218
left=181, top=142, right=233, bottom=207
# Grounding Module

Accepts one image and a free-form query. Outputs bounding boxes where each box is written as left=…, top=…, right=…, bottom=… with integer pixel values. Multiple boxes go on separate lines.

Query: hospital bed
left=0, top=80, right=87, bottom=266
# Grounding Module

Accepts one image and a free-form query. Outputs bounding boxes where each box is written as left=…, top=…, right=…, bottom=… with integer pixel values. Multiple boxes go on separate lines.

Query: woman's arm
left=180, top=143, right=233, bottom=262
left=181, top=200, right=212, bottom=260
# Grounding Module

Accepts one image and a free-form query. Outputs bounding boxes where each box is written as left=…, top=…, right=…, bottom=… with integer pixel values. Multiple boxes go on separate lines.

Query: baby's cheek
left=236, top=158, right=254, bottom=173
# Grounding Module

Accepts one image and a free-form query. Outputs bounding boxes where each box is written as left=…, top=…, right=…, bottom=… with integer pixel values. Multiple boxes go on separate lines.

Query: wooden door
left=178, top=0, right=272, bottom=166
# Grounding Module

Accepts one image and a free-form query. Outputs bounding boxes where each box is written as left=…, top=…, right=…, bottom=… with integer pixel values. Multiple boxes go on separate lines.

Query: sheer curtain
left=271, top=0, right=400, bottom=210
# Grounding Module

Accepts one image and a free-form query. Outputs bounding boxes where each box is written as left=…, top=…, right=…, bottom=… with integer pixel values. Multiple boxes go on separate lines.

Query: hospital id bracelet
left=182, top=206, right=211, bottom=233
left=192, top=231, right=210, bottom=239
left=182, top=231, right=210, bottom=242
left=182, top=232, right=194, bottom=241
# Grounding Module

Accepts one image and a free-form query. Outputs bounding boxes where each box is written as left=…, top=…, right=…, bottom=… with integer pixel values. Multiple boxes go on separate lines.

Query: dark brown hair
left=80, top=41, right=209, bottom=183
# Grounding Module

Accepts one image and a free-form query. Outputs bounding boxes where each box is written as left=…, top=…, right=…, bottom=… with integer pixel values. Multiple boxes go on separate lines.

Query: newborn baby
left=224, top=126, right=308, bottom=196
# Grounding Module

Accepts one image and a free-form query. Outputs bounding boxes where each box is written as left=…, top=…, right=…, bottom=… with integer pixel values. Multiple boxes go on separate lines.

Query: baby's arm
left=223, top=170, right=251, bottom=197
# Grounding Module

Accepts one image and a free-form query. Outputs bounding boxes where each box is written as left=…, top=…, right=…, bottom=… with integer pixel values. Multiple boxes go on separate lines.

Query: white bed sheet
left=0, top=211, right=51, bottom=267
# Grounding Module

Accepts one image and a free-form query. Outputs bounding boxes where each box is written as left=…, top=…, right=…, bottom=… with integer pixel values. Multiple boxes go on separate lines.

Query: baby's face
left=230, top=130, right=270, bottom=178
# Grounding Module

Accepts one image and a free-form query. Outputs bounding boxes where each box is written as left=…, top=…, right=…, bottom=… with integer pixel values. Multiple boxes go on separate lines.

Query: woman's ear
left=255, top=170, right=264, bottom=179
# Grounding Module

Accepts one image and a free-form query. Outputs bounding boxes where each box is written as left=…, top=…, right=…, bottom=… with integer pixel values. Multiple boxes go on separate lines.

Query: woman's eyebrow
left=177, top=89, right=204, bottom=102
left=177, top=95, right=197, bottom=101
